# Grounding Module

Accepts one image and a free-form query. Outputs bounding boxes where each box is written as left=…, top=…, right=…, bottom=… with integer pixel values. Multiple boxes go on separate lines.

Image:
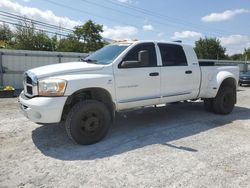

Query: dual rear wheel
left=204, top=86, right=236, bottom=114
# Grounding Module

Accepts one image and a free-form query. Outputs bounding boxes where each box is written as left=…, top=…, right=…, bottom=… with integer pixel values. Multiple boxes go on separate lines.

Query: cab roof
left=111, top=40, right=184, bottom=46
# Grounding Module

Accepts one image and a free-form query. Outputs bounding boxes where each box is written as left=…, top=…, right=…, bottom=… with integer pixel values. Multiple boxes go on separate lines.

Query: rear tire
left=65, top=100, right=111, bottom=145
left=212, top=86, right=236, bottom=114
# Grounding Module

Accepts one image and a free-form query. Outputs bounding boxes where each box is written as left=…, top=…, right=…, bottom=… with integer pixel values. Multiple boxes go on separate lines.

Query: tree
left=14, top=21, right=35, bottom=50
left=74, top=20, right=104, bottom=52
left=229, top=53, right=244, bottom=61
left=50, top=35, right=58, bottom=51
left=57, top=35, right=84, bottom=52
left=194, top=37, right=226, bottom=59
left=229, top=48, right=250, bottom=61
left=14, top=21, right=56, bottom=51
left=0, top=24, right=13, bottom=41
left=1, top=19, right=107, bottom=52
left=33, top=32, right=57, bottom=51
left=0, top=24, right=13, bottom=48
left=243, top=48, right=250, bottom=61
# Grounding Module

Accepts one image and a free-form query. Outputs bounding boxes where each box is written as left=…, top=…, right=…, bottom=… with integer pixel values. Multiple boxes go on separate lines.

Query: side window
left=119, top=43, right=157, bottom=68
left=158, top=44, right=187, bottom=66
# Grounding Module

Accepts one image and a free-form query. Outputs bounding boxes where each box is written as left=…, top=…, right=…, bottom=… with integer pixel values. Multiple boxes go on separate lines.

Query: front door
left=114, top=43, right=161, bottom=110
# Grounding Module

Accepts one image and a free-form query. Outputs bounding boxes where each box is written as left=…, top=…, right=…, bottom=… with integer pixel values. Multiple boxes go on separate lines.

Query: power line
left=0, top=19, right=69, bottom=37
left=3, top=0, right=243, bottom=42
left=77, top=0, right=236, bottom=37
left=0, top=10, right=74, bottom=34
left=78, top=0, right=193, bottom=33
left=42, top=0, right=222, bottom=39
left=0, top=15, right=72, bottom=36
left=0, top=11, right=73, bottom=33
left=105, top=0, right=233, bottom=36
left=42, top=0, right=144, bottom=30
left=43, top=0, right=182, bottom=37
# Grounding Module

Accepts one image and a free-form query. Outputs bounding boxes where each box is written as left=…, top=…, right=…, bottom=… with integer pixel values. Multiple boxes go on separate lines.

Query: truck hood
left=28, top=62, right=105, bottom=79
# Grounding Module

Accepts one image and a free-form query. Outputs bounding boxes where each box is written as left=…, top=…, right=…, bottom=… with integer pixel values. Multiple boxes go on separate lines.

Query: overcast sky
left=0, top=0, right=250, bottom=55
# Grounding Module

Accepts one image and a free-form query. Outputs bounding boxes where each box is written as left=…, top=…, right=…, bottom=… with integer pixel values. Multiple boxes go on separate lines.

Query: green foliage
left=74, top=20, right=104, bottom=52
left=0, top=24, right=14, bottom=48
left=14, top=22, right=34, bottom=50
left=229, top=54, right=244, bottom=61
left=57, top=20, right=105, bottom=53
left=57, top=35, right=84, bottom=52
left=244, top=48, right=250, bottom=60
left=14, top=22, right=56, bottom=51
left=227, top=48, right=250, bottom=61
left=194, top=37, right=226, bottom=59
left=0, top=24, right=13, bottom=41
left=1, top=19, right=106, bottom=52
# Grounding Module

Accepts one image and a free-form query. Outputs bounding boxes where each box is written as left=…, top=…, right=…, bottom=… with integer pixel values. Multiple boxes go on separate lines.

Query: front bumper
left=18, top=91, right=67, bottom=123
left=239, top=79, right=250, bottom=85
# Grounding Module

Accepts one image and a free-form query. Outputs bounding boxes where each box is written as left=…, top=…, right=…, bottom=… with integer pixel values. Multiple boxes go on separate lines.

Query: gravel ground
left=0, top=87, right=250, bottom=188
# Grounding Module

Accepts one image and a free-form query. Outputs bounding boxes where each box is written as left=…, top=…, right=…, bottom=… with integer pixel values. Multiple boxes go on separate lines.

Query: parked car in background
left=239, top=71, right=250, bottom=86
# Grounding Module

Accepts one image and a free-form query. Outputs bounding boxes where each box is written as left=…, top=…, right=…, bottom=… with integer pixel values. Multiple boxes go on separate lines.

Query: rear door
left=158, top=43, right=200, bottom=103
left=114, top=42, right=161, bottom=110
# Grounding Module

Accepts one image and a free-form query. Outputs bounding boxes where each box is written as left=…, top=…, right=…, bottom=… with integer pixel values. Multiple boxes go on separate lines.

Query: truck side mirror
left=138, top=50, right=149, bottom=66
left=120, top=50, right=149, bottom=68
left=121, top=60, right=140, bottom=68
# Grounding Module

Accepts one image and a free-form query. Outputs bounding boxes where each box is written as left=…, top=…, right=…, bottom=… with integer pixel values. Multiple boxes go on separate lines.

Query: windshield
left=83, top=44, right=130, bottom=65
left=241, top=71, right=250, bottom=75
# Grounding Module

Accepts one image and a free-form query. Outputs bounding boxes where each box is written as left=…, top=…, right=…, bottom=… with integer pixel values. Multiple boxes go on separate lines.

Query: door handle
left=149, top=72, right=159, bottom=76
left=185, top=70, right=192, bottom=74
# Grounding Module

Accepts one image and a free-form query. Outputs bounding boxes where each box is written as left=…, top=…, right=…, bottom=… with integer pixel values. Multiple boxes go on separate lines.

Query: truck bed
left=198, top=60, right=215, bottom=66
left=198, top=59, right=247, bottom=66
left=198, top=65, right=239, bottom=99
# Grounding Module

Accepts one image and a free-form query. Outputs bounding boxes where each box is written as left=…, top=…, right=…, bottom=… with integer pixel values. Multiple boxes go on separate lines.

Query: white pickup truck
left=19, top=41, right=239, bottom=145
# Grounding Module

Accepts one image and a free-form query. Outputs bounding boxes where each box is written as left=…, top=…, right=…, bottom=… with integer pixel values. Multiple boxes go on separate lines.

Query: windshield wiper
left=81, top=58, right=98, bottom=64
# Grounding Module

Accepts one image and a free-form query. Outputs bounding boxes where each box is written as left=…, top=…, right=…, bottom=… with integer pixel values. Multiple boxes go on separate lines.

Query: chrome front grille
left=26, top=76, right=32, bottom=85
left=26, top=84, right=33, bottom=95
left=23, top=71, right=38, bottom=97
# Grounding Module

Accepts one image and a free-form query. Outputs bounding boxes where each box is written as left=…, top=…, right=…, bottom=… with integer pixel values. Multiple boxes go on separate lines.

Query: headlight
left=38, top=79, right=67, bottom=96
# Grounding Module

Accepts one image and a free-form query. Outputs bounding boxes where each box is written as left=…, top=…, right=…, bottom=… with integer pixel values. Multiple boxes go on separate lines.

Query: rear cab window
left=158, top=43, right=188, bottom=66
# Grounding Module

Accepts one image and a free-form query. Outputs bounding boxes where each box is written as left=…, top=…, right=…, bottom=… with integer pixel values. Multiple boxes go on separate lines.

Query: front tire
left=65, top=100, right=111, bottom=145
left=212, top=86, right=236, bottom=114
left=204, top=98, right=214, bottom=112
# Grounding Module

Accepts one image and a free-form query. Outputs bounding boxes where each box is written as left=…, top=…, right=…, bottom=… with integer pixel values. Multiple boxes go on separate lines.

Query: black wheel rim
left=80, top=111, right=102, bottom=134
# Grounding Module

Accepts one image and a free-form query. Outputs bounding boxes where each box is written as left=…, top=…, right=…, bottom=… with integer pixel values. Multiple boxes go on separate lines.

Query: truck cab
left=113, top=41, right=201, bottom=110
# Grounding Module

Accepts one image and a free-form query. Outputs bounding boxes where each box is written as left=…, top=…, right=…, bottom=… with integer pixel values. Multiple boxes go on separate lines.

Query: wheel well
left=61, top=88, right=115, bottom=121
left=220, top=77, right=236, bottom=90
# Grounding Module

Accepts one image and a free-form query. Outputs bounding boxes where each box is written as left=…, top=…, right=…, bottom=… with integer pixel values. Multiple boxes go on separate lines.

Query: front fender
left=61, top=74, right=116, bottom=102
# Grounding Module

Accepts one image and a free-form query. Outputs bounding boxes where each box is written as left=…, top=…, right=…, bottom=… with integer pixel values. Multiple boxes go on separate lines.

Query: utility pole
left=243, top=53, right=248, bottom=72
left=58, top=23, right=62, bottom=41
left=217, top=52, right=219, bottom=64
left=246, top=53, right=249, bottom=71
